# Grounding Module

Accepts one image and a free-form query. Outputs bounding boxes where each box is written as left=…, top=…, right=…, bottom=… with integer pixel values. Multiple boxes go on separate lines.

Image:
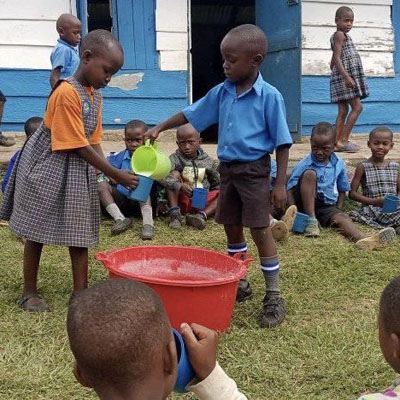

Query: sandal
left=335, top=141, right=360, bottom=153
left=17, top=293, right=49, bottom=312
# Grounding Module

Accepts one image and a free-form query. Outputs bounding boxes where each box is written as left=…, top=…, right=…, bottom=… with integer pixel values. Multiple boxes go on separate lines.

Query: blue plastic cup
left=116, top=175, right=153, bottom=203
left=382, top=194, right=400, bottom=214
left=173, top=329, right=195, bottom=393
left=191, top=188, right=208, bottom=209
left=292, top=212, right=310, bottom=233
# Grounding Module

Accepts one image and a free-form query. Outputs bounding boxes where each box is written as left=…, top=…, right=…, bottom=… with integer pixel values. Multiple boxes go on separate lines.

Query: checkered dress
left=349, top=161, right=400, bottom=229
left=330, top=32, right=369, bottom=103
left=0, top=77, right=102, bottom=247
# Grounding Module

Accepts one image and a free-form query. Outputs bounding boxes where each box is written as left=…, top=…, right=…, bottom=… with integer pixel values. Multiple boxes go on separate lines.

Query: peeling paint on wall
left=108, top=73, right=144, bottom=91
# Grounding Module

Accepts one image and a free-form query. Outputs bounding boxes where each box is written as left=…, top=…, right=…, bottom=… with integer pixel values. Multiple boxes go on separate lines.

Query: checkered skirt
left=0, top=77, right=102, bottom=247
left=349, top=161, right=400, bottom=229
left=330, top=33, right=369, bottom=103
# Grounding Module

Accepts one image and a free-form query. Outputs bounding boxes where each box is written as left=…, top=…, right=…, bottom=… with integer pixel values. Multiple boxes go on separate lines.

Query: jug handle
left=232, top=252, right=253, bottom=267
left=144, top=138, right=159, bottom=150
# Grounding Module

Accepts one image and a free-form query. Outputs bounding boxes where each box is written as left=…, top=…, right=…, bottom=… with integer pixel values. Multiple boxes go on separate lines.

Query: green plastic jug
left=131, top=139, right=171, bottom=180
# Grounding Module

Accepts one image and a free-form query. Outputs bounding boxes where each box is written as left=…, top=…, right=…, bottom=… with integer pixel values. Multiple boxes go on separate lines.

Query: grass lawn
left=0, top=193, right=399, bottom=399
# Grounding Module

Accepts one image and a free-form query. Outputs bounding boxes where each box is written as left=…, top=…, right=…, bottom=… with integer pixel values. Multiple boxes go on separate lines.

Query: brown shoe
left=281, top=205, right=297, bottom=231
left=355, top=227, right=396, bottom=250
left=185, top=213, right=206, bottom=230
left=271, top=220, right=289, bottom=242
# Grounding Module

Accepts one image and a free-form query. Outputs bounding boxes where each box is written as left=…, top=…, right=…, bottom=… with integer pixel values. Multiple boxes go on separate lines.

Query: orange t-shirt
left=44, top=81, right=103, bottom=151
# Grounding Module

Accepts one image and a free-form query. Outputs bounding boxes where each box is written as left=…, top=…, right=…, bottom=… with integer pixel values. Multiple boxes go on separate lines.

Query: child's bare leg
left=330, top=213, right=367, bottom=242
left=167, top=188, right=179, bottom=208
left=300, top=170, right=317, bottom=218
left=250, top=226, right=276, bottom=257
left=23, top=240, right=44, bottom=296
left=335, top=101, right=348, bottom=145
left=98, top=181, right=115, bottom=207
left=338, top=97, right=363, bottom=146
left=69, top=247, right=88, bottom=293
left=204, top=197, right=218, bottom=217
left=224, top=223, right=245, bottom=244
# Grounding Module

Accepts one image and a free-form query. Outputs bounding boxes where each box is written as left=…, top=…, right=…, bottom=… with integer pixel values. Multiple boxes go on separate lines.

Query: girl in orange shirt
left=0, top=30, right=137, bottom=312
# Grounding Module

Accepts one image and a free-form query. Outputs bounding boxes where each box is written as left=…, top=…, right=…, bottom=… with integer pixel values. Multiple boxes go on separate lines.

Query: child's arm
left=331, top=32, right=356, bottom=88
left=337, top=192, right=346, bottom=209
left=145, top=112, right=188, bottom=144
left=50, top=67, right=61, bottom=89
left=271, top=144, right=290, bottom=210
left=181, top=323, right=248, bottom=400
left=76, top=145, right=138, bottom=189
left=349, top=163, right=384, bottom=206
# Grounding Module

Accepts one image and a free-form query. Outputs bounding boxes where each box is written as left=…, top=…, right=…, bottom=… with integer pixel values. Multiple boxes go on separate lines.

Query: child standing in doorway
left=145, top=24, right=293, bottom=328
left=0, top=30, right=137, bottom=312
left=330, top=6, right=369, bottom=153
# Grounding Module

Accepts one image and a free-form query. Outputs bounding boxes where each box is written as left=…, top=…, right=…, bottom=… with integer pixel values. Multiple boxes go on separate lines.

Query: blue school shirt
left=183, top=73, right=292, bottom=162
left=287, top=152, right=350, bottom=205
left=107, top=149, right=131, bottom=171
left=50, top=39, right=80, bottom=79
left=1, top=150, right=19, bottom=193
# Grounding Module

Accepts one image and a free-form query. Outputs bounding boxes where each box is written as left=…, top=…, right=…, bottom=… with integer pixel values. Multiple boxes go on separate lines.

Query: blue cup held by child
left=382, top=194, right=400, bottom=214
left=116, top=175, right=154, bottom=203
left=292, top=212, right=310, bottom=233
left=191, top=187, right=208, bottom=209
left=173, top=328, right=195, bottom=393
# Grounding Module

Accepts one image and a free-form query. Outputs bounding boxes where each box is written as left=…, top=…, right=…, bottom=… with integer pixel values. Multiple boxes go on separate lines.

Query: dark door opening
left=190, top=0, right=255, bottom=142
left=87, top=0, right=113, bottom=32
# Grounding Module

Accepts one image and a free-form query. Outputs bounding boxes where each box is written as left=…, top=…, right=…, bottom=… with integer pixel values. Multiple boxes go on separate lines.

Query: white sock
left=270, top=218, right=278, bottom=227
left=141, top=204, right=153, bottom=226
left=106, top=203, right=125, bottom=221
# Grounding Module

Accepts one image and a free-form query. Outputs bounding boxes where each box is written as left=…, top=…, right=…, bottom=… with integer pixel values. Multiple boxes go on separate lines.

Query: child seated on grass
left=67, top=278, right=247, bottom=399
left=287, top=121, right=396, bottom=250
left=2, top=116, right=42, bottom=192
left=349, top=126, right=400, bottom=233
left=358, top=275, right=400, bottom=399
left=97, top=119, right=154, bottom=240
left=162, top=123, right=220, bottom=231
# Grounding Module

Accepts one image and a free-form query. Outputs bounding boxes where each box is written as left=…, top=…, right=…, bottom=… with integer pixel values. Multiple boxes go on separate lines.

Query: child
left=50, top=14, right=81, bottom=88
left=287, top=122, right=395, bottom=250
left=163, top=123, right=220, bottom=230
left=98, top=119, right=155, bottom=239
left=349, top=127, right=400, bottom=232
left=67, top=278, right=247, bottom=399
left=0, top=30, right=138, bottom=312
left=357, top=275, right=400, bottom=399
left=2, top=116, right=42, bottom=192
left=145, top=24, right=292, bottom=328
left=330, top=6, right=369, bottom=152
left=0, top=89, right=15, bottom=146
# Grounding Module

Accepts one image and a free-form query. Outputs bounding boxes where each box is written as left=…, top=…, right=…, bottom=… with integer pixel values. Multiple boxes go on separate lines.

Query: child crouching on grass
left=287, top=122, right=395, bottom=250
left=67, top=278, right=247, bottom=399
left=349, top=126, right=400, bottom=233
left=162, top=123, right=220, bottom=231
left=98, top=119, right=155, bottom=240
left=358, top=275, right=400, bottom=399
left=0, top=30, right=138, bottom=312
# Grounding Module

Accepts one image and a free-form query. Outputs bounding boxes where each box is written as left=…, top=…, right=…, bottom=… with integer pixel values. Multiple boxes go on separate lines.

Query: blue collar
left=57, top=38, right=79, bottom=51
left=223, top=72, right=263, bottom=97
left=123, top=149, right=132, bottom=160
left=310, top=152, right=338, bottom=166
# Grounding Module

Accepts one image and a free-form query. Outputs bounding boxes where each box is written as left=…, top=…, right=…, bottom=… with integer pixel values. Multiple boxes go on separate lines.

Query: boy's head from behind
left=379, top=275, right=400, bottom=373
left=368, top=126, right=394, bottom=157
left=78, top=30, right=124, bottom=90
left=176, top=123, right=201, bottom=159
left=220, top=24, right=268, bottom=83
left=56, top=14, right=82, bottom=47
left=24, top=117, right=42, bottom=138
left=125, top=120, right=147, bottom=154
left=310, top=122, right=335, bottom=164
left=67, top=278, right=178, bottom=399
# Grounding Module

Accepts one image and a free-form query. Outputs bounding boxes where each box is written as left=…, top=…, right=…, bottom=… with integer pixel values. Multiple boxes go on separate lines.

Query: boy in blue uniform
left=50, top=14, right=81, bottom=88
left=146, top=24, right=292, bottom=328
left=287, top=122, right=395, bottom=249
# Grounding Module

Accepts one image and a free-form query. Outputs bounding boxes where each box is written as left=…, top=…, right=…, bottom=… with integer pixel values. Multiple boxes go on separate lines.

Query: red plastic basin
left=95, top=246, right=251, bottom=332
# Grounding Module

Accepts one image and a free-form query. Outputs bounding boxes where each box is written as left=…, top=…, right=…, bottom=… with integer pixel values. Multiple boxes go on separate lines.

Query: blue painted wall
left=302, top=0, right=400, bottom=134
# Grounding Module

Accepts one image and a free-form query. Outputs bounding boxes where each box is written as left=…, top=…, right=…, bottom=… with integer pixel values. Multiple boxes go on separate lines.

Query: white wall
left=302, top=0, right=395, bottom=76
left=155, top=0, right=188, bottom=71
left=0, top=0, right=75, bottom=69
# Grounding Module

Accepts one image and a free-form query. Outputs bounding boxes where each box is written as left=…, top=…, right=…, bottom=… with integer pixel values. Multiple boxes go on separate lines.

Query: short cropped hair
left=226, top=24, right=268, bottom=57
left=24, top=117, right=43, bottom=137
left=369, top=126, right=393, bottom=141
left=335, top=6, right=353, bottom=18
left=380, top=275, right=400, bottom=335
left=67, top=279, right=171, bottom=386
left=177, top=123, right=200, bottom=139
left=125, top=119, right=148, bottom=133
left=311, top=122, right=335, bottom=141
left=80, top=29, right=123, bottom=57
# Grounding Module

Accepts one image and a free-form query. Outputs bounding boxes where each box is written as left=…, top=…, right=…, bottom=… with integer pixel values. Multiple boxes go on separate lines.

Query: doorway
left=190, top=0, right=255, bottom=142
